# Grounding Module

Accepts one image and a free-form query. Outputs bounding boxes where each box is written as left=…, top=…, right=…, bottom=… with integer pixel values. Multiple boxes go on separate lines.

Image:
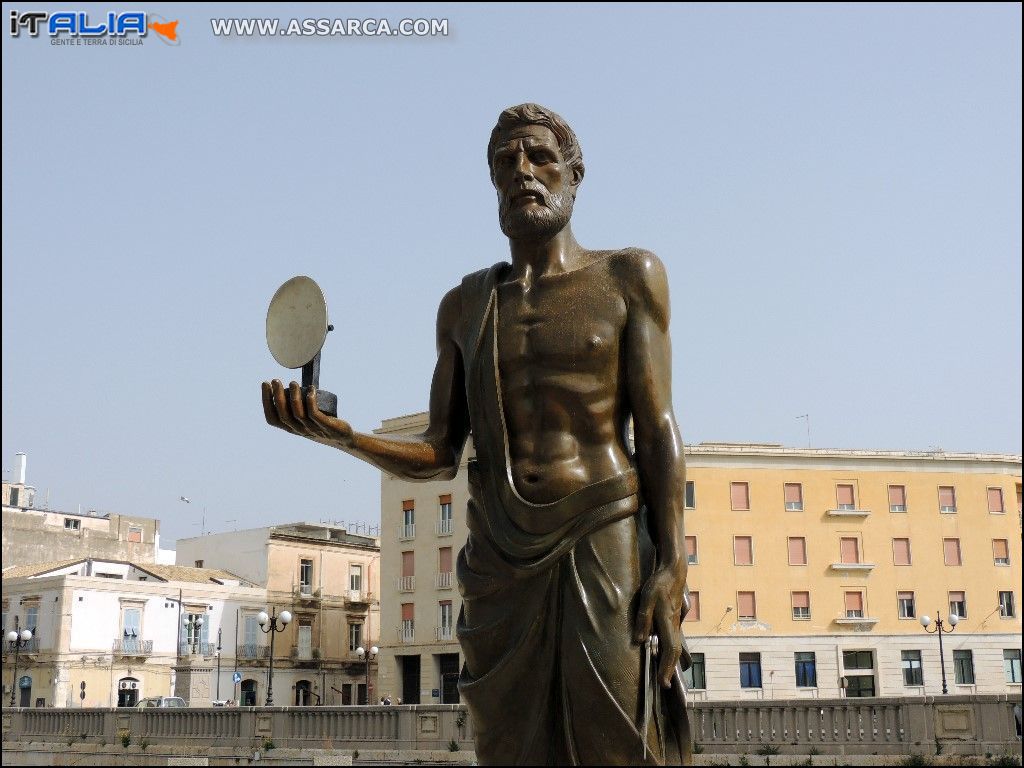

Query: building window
left=1004, top=650, right=1022, bottom=683
left=685, top=536, right=698, bottom=565
left=24, top=605, right=39, bottom=634
left=898, top=591, right=916, bottom=619
left=843, top=650, right=875, bottom=697
left=788, top=537, right=807, bottom=566
left=438, top=547, right=454, bottom=588
left=987, top=487, right=1005, bottom=514
left=401, top=500, right=415, bottom=538
left=999, top=591, right=1016, bottom=618
left=438, top=494, right=453, bottom=535
left=299, top=559, right=314, bottom=594
left=949, top=591, right=967, bottom=619
left=683, top=652, right=705, bottom=689
left=791, top=591, right=810, bottom=620
left=938, top=486, right=957, bottom=513
left=737, top=591, right=756, bottom=621
left=784, top=483, right=803, bottom=511
left=348, top=623, right=362, bottom=652
left=684, top=481, right=695, bottom=510
left=194, top=560, right=204, bottom=568
left=127, top=526, right=143, bottom=543
left=953, top=650, right=975, bottom=685
left=10, top=487, right=19, bottom=506
left=888, top=485, right=907, bottom=513
left=836, top=484, right=856, bottom=510
left=795, top=651, right=817, bottom=687
left=892, top=538, right=912, bottom=566
left=840, top=537, right=861, bottom=564
left=439, top=600, right=454, bottom=640
left=845, top=591, right=864, bottom=619
left=685, top=591, right=700, bottom=622
left=733, top=536, right=753, bottom=566
left=64, top=518, right=81, bottom=531
left=730, top=482, right=750, bottom=511
left=739, top=652, right=762, bottom=688
left=400, top=551, right=415, bottom=592
left=943, top=538, right=962, bottom=566
left=400, top=603, right=414, bottom=642
left=901, top=650, right=924, bottom=686
left=1, top=604, right=7, bottom=633
left=349, top=564, right=362, bottom=593
left=993, top=539, right=1010, bottom=566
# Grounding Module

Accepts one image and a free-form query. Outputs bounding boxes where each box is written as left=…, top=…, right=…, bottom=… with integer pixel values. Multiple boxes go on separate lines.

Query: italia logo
left=9, top=10, right=179, bottom=44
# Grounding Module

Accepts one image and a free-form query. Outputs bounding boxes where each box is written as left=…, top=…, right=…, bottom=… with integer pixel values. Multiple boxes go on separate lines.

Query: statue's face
left=491, top=124, right=576, bottom=240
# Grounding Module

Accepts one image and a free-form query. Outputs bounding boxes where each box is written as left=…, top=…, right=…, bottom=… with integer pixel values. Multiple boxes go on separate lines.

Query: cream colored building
left=1, top=558, right=263, bottom=708
left=376, top=412, right=1022, bottom=703
left=2, top=453, right=162, bottom=567
left=175, top=523, right=381, bottom=705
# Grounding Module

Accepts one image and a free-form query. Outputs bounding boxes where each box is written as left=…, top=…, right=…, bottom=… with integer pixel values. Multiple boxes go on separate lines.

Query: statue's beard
left=499, top=190, right=574, bottom=241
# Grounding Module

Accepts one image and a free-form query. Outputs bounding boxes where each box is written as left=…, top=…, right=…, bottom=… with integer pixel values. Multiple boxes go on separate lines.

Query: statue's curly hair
left=487, top=103, right=585, bottom=186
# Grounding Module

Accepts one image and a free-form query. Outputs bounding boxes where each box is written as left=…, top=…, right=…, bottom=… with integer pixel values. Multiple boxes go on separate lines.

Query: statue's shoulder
left=607, top=248, right=669, bottom=326
left=460, top=261, right=510, bottom=298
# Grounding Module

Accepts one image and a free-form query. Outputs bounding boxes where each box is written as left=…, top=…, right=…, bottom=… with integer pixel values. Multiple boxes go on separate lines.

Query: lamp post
left=920, top=611, right=959, bottom=694
left=215, top=627, right=222, bottom=701
left=355, top=645, right=378, bottom=705
left=257, top=609, right=291, bottom=706
left=185, top=614, right=204, bottom=655
left=6, top=617, right=33, bottom=707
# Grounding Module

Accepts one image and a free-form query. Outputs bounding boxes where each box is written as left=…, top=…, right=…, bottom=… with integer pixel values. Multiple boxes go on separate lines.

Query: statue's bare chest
left=495, top=275, right=626, bottom=376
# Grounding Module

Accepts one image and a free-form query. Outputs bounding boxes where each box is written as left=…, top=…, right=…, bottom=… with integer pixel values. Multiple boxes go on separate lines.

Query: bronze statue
left=263, top=103, right=692, bottom=765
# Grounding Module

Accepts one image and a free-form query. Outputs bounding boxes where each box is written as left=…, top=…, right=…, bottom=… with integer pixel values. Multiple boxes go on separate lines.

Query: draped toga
left=455, top=263, right=692, bottom=766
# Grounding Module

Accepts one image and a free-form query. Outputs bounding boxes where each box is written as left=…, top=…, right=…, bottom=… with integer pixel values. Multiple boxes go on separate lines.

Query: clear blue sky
left=3, top=3, right=1020, bottom=547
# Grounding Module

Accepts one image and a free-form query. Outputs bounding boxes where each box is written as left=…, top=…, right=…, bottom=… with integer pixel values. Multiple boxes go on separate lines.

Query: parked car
left=136, top=696, right=187, bottom=708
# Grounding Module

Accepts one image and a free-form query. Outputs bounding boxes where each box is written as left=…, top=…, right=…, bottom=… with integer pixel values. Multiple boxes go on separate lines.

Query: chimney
left=15, top=453, right=26, bottom=485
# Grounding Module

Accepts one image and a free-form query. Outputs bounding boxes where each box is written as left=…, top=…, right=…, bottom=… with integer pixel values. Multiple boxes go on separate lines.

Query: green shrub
left=120, top=732, right=131, bottom=748
left=449, top=739, right=460, bottom=752
left=692, top=742, right=705, bottom=754
left=261, top=738, right=275, bottom=751
left=757, top=744, right=781, bottom=756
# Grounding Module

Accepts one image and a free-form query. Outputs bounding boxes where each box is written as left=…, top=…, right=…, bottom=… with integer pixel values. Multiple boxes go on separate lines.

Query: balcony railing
left=236, top=643, right=270, bottom=660
left=826, top=507, right=871, bottom=517
left=399, top=523, right=416, bottom=540
left=294, top=585, right=320, bottom=600
left=397, top=626, right=415, bottom=643
left=345, top=589, right=371, bottom=605
left=178, top=641, right=216, bottom=657
left=290, top=646, right=316, bottom=662
left=830, top=562, right=876, bottom=572
left=397, top=576, right=415, bottom=592
left=436, top=571, right=453, bottom=589
left=436, top=518, right=453, bottom=536
left=435, top=626, right=454, bottom=642
left=112, top=638, right=153, bottom=656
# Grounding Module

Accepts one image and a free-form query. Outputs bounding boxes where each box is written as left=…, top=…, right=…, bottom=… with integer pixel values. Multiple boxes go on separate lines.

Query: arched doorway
left=117, top=676, right=140, bottom=707
left=240, top=679, right=257, bottom=706
left=295, top=679, right=313, bottom=706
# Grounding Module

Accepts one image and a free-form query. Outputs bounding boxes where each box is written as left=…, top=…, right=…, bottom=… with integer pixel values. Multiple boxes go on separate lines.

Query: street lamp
left=6, top=617, right=33, bottom=707
left=355, top=645, right=378, bottom=705
left=215, top=628, right=222, bottom=701
left=920, top=611, right=959, bottom=694
left=185, top=615, right=204, bottom=655
left=257, top=609, right=291, bottom=706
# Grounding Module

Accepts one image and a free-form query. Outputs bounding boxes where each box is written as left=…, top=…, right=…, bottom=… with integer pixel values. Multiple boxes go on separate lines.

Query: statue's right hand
left=261, top=379, right=355, bottom=449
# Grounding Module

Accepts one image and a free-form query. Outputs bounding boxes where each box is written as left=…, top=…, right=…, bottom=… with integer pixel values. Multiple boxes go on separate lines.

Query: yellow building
left=176, top=523, right=381, bottom=705
left=376, top=412, right=1021, bottom=703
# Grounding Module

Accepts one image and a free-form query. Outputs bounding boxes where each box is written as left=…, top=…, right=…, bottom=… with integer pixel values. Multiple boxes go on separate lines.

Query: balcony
left=397, top=626, right=415, bottom=643
left=236, top=643, right=270, bottom=661
left=829, top=562, right=876, bottom=573
left=397, top=576, right=415, bottom=592
left=178, top=641, right=216, bottom=657
left=436, top=519, right=453, bottom=536
left=826, top=507, right=871, bottom=518
left=435, top=626, right=454, bottom=642
left=290, top=646, right=319, bottom=666
left=436, top=571, right=454, bottom=589
left=293, top=585, right=321, bottom=601
left=345, top=589, right=372, bottom=606
left=834, top=615, right=880, bottom=627
left=399, top=523, right=416, bottom=541
left=112, top=638, right=153, bottom=657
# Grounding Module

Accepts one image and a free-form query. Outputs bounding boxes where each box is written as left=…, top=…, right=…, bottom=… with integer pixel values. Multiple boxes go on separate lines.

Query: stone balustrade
left=2, top=695, right=1020, bottom=757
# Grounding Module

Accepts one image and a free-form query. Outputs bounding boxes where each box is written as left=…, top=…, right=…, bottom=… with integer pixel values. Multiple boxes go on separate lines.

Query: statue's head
left=487, top=103, right=585, bottom=240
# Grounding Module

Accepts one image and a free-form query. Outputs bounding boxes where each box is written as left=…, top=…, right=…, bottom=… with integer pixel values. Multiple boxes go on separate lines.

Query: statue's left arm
left=621, top=249, right=687, bottom=688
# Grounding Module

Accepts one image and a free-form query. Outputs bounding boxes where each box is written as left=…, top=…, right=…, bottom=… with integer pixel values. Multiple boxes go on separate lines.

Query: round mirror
left=266, top=276, right=329, bottom=369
